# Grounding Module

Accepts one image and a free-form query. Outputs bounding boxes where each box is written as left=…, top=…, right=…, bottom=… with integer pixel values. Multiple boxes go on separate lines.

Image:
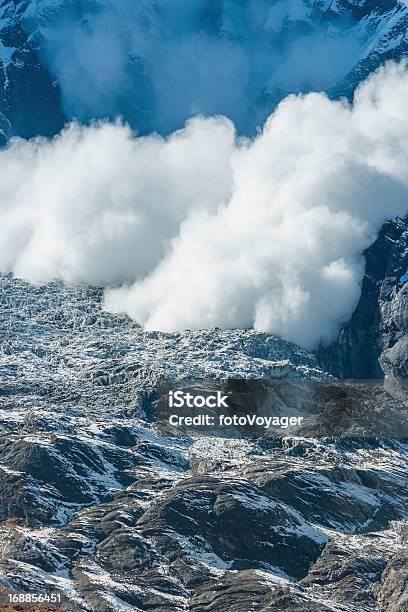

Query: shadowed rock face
left=0, top=1, right=65, bottom=144
left=136, top=476, right=325, bottom=579
left=190, top=570, right=337, bottom=611
left=318, top=217, right=408, bottom=380
left=374, top=532, right=408, bottom=612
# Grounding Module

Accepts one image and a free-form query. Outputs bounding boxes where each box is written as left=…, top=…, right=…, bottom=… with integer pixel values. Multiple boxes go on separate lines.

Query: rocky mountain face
left=1, top=0, right=408, bottom=141
left=0, top=0, right=65, bottom=145
left=318, top=217, right=408, bottom=381
left=0, top=274, right=407, bottom=611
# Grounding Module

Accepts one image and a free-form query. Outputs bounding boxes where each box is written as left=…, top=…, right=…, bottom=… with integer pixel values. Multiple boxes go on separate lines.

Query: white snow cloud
left=0, top=117, right=234, bottom=286
left=1, top=63, right=408, bottom=348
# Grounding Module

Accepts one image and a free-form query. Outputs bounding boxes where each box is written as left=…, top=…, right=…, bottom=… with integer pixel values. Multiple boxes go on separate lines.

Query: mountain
left=1, top=0, right=408, bottom=142
left=0, top=0, right=65, bottom=144
left=0, top=221, right=407, bottom=610
left=1, top=2, right=408, bottom=610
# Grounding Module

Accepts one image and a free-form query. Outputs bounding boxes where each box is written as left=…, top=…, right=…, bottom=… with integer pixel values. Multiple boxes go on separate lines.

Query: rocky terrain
left=318, top=217, right=408, bottom=381
left=0, top=219, right=407, bottom=611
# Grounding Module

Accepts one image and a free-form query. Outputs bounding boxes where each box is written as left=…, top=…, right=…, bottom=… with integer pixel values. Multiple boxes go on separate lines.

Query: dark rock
left=137, top=477, right=325, bottom=579
left=190, top=570, right=334, bottom=611
left=318, top=218, right=408, bottom=379
left=301, top=538, right=387, bottom=610
left=375, top=549, right=408, bottom=611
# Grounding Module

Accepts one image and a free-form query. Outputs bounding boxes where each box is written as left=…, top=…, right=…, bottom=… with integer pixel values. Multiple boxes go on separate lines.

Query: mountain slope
left=1, top=0, right=408, bottom=142
left=0, top=274, right=407, bottom=611
left=318, top=217, right=408, bottom=379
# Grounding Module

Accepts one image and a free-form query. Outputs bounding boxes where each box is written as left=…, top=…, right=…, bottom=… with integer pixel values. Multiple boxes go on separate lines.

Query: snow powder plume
left=1, top=63, right=408, bottom=348
left=25, top=0, right=362, bottom=136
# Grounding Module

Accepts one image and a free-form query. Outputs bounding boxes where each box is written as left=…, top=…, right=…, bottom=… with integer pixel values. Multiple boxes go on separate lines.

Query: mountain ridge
left=2, top=0, right=408, bottom=142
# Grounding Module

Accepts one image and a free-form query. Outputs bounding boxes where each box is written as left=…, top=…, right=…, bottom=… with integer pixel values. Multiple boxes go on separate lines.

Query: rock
left=301, top=536, right=389, bottom=610
left=375, top=549, right=408, bottom=611
left=318, top=217, right=408, bottom=379
left=137, top=476, right=326, bottom=579
left=190, top=570, right=335, bottom=611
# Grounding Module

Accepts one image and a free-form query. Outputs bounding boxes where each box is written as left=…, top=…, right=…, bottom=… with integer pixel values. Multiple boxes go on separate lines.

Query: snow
left=0, top=40, right=15, bottom=72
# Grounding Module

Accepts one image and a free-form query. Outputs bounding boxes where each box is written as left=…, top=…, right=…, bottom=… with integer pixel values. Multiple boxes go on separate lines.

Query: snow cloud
left=26, top=0, right=360, bottom=136
left=1, top=63, right=408, bottom=349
